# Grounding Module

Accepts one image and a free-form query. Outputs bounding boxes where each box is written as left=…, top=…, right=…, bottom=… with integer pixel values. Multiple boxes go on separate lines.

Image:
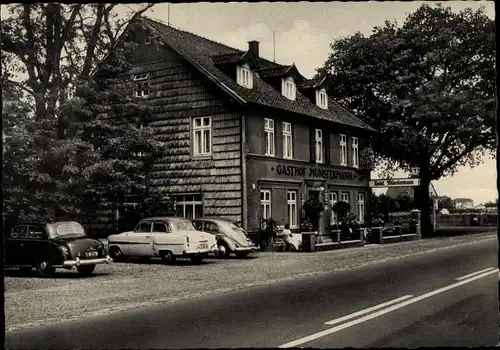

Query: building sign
left=275, top=164, right=355, bottom=181
left=369, top=178, right=421, bottom=188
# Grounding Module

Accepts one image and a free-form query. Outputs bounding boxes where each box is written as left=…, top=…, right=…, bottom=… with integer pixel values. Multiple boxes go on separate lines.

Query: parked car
left=4, top=221, right=112, bottom=278
left=192, top=218, right=258, bottom=258
left=107, top=217, right=218, bottom=264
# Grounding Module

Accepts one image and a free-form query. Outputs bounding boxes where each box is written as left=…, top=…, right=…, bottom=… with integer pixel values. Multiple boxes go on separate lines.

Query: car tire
left=190, top=255, right=204, bottom=264
left=218, top=243, right=231, bottom=259
left=109, top=246, right=123, bottom=262
left=160, top=250, right=176, bottom=264
left=77, top=264, right=96, bottom=277
left=35, top=260, right=55, bottom=278
left=235, top=251, right=249, bottom=258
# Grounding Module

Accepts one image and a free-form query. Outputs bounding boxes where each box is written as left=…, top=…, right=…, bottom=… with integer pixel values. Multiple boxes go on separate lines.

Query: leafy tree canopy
left=317, top=4, right=495, bottom=234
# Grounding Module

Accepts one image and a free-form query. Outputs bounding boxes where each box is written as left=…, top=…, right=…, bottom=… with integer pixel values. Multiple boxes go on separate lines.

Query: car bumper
left=183, top=247, right=218, bottom=256
left=63, top=255, right=113, bottom=267
left=234, top=246, right=258, bottom=252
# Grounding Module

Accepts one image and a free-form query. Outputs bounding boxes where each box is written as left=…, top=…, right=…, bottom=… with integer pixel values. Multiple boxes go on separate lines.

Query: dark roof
left=142, top=216, right=190, bottom=221
left=211, top=52, right=246, bottom=65
left=298, top=76, right=327, bottom=90
left=454, top=198, right=473, bottom=202
left=141, top=17, right=375, bottom=132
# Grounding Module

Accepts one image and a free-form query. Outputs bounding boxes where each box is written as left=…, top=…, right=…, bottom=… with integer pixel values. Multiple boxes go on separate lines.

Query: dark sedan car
left=4, top=221, right=112, bottom=277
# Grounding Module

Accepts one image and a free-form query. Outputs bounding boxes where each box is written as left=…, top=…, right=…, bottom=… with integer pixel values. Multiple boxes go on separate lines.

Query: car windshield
left=54, top=223, right=86, bottom=237
left=169, top=220, right=196, bottom=232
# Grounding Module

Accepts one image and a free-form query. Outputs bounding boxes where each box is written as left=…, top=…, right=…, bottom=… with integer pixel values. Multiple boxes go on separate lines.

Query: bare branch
left=80, top=4, right=105, bottom=80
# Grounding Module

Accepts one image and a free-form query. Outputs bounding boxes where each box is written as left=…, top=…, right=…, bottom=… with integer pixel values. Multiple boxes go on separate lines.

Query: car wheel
left=218, top=243, right=231, bottom=258
left=109, top=247, right=123, bottom=262
left=35, top=260, right=55, bottom=278
left=77, top=264, right=96, bottom=277
left=160, top=250, right=176, bottom=264
left=191, top=255, right=204, bottom=264
left=235, top=251, right=249, bottom=258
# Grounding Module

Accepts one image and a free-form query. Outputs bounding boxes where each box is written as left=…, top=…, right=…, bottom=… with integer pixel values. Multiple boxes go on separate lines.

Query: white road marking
left=279, top=269, right=497, bottom=348
left=324, top=295, right=413, bottom=326
left=455, top=267, right=495, bottom=281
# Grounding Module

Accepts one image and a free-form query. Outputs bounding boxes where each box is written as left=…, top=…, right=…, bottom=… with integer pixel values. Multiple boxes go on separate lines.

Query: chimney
left=248, top=40, right=260, bottom=58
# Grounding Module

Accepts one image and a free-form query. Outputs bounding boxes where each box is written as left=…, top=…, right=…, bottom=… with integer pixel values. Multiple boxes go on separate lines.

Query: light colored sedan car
left=192, top=218, right=259, bottom=258
left=107, top=217, right=218, bottom=264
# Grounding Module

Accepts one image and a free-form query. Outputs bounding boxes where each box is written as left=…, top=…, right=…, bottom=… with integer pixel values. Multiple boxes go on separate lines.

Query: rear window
left=55, top=223, right=86, bottom=236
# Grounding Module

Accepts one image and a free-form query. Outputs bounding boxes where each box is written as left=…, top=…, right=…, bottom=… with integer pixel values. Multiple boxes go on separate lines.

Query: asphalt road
left=5, top=238, right=498, bottom=349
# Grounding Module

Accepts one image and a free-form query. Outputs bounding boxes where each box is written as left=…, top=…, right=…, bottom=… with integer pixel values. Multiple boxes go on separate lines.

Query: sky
left=131, top=1, right=497, bottom=204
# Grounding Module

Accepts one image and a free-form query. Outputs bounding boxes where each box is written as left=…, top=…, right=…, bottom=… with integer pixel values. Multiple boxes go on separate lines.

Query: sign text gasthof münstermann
left=275, top=164, right=355, bottom=181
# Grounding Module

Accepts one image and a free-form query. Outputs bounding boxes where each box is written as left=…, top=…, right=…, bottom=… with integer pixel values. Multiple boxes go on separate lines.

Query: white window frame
left=287, top=190, right=298, bottom=228
left=282, top=122, right=293, bottom=159
left=340, top=134, right=347, bottom=166
left=352, top=137, right=359, bottom=168
left=175, top=194, right=203, bottom=219
left=316, top=88, right=328, bottom=109
left=260, top=189, right=271, bottom=220
left=329, top=192, right=338, bottom=225
left=357, top=193, right=365, bottom=223
left=193, top=117, right=212, bottom=156
left=341, top=192, right=349, bottom=204
left=236, top=63, right=253, bottom=89
left=315, top=129, right=324, bottom=164
left=264, top=118, right=275, bottom=156
left=281, top=77, right=296, bottom=101
left=133, top=73, right=149, bottom=98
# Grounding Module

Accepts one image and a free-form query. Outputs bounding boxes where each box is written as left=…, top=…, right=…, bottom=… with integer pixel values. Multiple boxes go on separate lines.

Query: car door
left=5, top=225, right=28, bottom=266
left=151, top=221, right=171, bottom=255
left=127, top=221, right=152, bottom=257
left=25, top=225, right=52, bottom=265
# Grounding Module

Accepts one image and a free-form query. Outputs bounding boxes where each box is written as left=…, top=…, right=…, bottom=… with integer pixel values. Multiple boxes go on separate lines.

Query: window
left=357, top=193, right=365, bottom=223
left=193, top=117, right=212, bottom=156
left=27, top=225, right=46, bottom=240
left=133, top=73, right=149, bottom=98
left=175, top=194, right=203, bottom=220
left=352, top=137, right=359, bottom=168
left=283, top=122, right=293, bottom=159
left=204, top=222, right=221, bottom=234
left=260, top=189, right=271, bottom=220
left=236, top=63, right=253, bottom=88
left=341, top=192, right=349, bottom=204
left=152, top=222, right=169, bottom=233
left=264, top=118, right=275, bottom=156
left=329, top=192, right=338, bottom=224
left=282, top=77, right=296, bottom=101
left=287, top=190, right=298, bottom=228
left=135, top=221, right=152, bottom=233
left=340, top=134, right=347, bottom=166
left=316, top=88, right=328, bottom=109
left=10, top=225, right=27, bottom=238
left=315, top=129, right=324, bottom=163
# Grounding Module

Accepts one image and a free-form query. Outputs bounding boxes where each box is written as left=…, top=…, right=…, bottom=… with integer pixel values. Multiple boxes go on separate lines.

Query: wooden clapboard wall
left=90, top=34, right=243, bottom=235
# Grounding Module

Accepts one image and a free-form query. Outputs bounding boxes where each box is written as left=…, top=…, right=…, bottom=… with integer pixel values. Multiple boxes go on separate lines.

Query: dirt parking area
left=5, top=232, right=496, bottom=332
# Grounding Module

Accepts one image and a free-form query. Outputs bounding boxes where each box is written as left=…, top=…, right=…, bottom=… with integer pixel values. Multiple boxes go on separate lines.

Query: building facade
left=100, top=17, right=376, bottom=235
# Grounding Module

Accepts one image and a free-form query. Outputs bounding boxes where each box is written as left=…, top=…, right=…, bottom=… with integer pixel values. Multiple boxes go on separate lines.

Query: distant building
left=385, top=182, right=438, bottom=199
left=454, top=198, right=474, bottom=209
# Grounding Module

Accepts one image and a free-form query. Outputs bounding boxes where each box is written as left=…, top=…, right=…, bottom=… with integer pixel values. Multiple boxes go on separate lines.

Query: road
left=5, top=238, right=498, bottom=348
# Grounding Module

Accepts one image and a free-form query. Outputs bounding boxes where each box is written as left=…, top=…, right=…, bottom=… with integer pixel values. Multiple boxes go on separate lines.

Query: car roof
left=141, top=216, right=189, bottom=221
left=193, top=217, right=234, bottom=224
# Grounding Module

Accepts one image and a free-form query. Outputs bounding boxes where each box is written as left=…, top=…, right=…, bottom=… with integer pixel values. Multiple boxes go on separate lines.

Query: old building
left=105, top=16, right=376, bottom=235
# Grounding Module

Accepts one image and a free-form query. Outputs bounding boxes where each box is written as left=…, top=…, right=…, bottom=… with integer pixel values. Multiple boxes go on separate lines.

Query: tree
left=1, top=4, right=168, bottom=233
left=318, top=4, right=495, bottom=236
left=437, top=196, right=454, bottom=210
left=483, top=200, right=498, bottom=208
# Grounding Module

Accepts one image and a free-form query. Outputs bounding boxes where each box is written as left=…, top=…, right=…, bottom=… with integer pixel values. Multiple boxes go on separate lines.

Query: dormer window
left=133, top=73, right=149, bottom=98
left=282, top=77, right=296, bottom=101
left=316, top=88, right=328, bottom=109
left=236, top=63, right=253, bottom=88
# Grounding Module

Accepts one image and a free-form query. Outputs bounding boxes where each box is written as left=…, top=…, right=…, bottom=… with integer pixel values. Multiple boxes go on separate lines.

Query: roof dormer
left=282, top=76, right=296, bottom=101
left=316, top=88, right=328, bottom=109
left=236, top=62, right=253, bottom=89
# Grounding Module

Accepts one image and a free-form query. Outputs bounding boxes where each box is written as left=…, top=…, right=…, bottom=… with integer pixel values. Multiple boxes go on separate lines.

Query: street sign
left=369, top=178, right=421, bottom=188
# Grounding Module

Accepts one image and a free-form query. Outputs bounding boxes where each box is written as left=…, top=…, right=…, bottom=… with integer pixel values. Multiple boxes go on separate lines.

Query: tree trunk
left=415, top=176, right=432, bottom=237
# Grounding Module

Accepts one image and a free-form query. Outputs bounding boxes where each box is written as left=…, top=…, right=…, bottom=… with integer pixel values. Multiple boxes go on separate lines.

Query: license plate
left=85, top=251, right=98, bottom=258
left=197, top=244, right=208, bottom=250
